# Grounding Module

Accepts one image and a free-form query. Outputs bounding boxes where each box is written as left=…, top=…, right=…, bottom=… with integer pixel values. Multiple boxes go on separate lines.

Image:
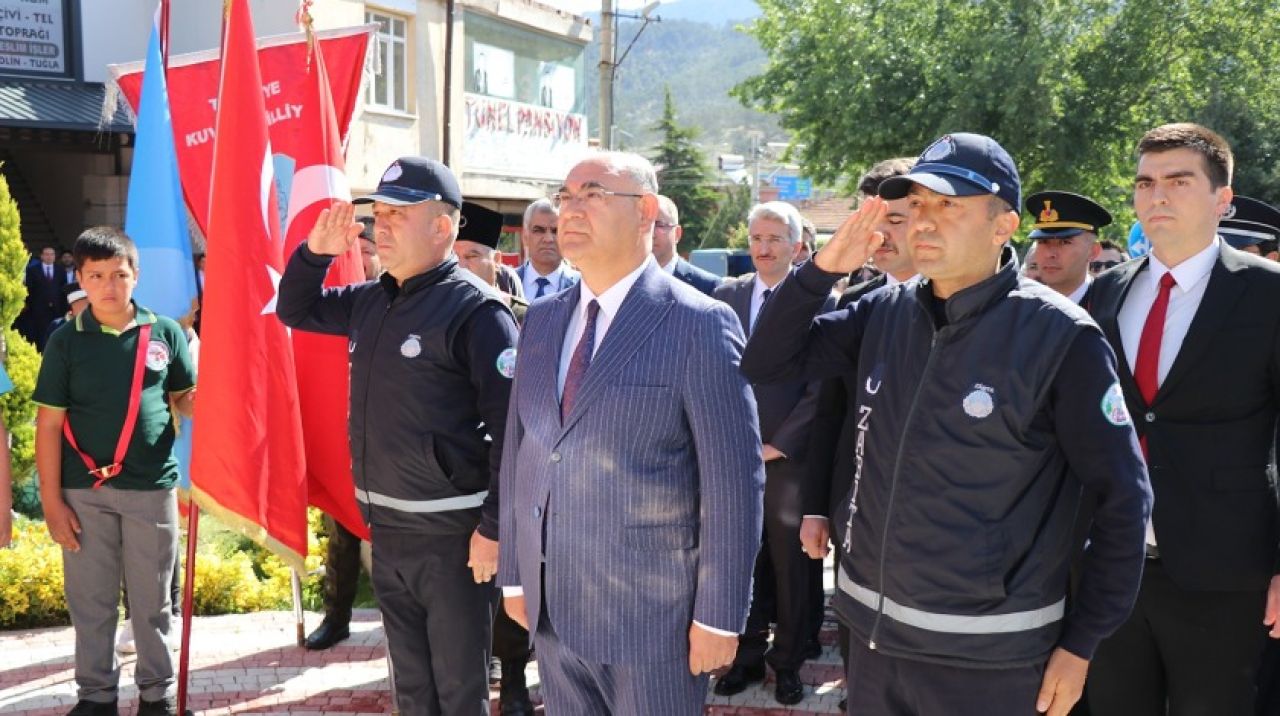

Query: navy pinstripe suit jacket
left=497, top=261, right=765, bottom=664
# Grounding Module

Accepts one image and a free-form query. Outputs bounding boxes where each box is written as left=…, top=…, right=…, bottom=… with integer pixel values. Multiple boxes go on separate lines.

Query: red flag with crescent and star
left=282, top=11, right=369, bottom=541
left=191, top=0, right=308, bottom=570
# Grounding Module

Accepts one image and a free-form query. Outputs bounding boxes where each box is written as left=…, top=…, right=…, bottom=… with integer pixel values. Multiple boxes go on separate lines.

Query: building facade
left=0, top=0, right=591, bottom=255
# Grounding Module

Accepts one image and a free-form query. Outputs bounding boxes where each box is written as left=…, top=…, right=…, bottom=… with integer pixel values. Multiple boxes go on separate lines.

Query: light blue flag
left=123, top=13, right=200, bottom=497
left=125, top=17, right=198, bottom=323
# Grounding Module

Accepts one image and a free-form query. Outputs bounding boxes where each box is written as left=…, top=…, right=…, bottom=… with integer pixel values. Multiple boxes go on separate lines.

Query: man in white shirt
left=1085, top=123, right=1280, bottom=715
left=515, top=198, right=579, bottom=299
left=497, top=152, right=763, bottom=715
left=1022, top=190, right=1113, bottom=305
left=652, top=195, right=721, bottom=295
left=712, top=202, right=831, bottom=705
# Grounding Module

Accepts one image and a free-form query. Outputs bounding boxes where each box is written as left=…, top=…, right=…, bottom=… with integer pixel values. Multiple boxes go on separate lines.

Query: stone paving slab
left=1, top=573, right=847, bottom=715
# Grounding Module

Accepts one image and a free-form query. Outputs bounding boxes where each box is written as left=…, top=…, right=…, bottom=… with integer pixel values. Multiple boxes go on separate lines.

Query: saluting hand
left=688, top=623, right=738, bottom=676
left=307, top=201, right=363, bottom=257
left=814, top=197, right=888, bottom=275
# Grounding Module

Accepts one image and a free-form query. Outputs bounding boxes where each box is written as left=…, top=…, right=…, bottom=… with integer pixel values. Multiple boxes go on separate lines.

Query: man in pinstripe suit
left=497, top=152, right=765, bottom=715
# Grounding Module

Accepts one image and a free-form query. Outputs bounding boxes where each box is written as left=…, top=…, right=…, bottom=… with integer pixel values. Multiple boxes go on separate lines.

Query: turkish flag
left=191, top=0, right=309, bottom=570
left=283, top=38, right=369, bottom=542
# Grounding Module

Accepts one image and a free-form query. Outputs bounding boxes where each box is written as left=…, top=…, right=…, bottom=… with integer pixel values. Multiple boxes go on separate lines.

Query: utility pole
left=598, top=0, right=616, bottom=149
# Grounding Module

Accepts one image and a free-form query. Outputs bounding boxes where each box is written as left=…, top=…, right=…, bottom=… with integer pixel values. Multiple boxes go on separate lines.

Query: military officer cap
left=1218, top=195, right=1280, bottom=249
left=458, top=201, right=505, bottom=249
left=1025, top=190, right=1113, bottom=240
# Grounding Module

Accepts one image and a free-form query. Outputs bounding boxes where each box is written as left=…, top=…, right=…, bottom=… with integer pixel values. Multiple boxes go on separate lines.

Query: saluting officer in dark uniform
left=1023, top=190, right=1114, bottom=305
left=742, top=133, right=1152, bottom=715
left=278, top=157, right=519, bottom=716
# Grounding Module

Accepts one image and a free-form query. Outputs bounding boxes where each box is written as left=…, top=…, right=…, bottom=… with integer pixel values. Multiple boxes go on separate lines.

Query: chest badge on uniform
left=1101, top=382, right=1132, bottom=426
left=400, top=334, right=422, bottom=358
left=496, top=347, right=517, bottom=379
left=962, top=383, right=995, bottom=419
left=145, top=340, right=171, bottom=371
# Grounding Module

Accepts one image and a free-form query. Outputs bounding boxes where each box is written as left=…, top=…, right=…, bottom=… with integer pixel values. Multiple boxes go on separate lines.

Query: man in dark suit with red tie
left=1085, top=123, right=1280, bottom=715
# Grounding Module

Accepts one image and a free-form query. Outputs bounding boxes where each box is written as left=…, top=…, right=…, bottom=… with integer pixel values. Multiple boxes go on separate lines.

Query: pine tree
left=650, top=88, right=721, bottom=254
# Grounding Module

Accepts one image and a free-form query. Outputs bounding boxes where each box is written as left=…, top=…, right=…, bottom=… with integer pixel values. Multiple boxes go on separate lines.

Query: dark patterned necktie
left=535, top=277, right=551, bottom=299
left=561, top=299, right=600, bottom=421
left=750, top=288, right=772, bottom=335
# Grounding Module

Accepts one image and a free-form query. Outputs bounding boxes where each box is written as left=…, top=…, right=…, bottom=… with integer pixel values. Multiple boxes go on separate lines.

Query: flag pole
left=291, top=569, right=306, bottom=646
left=176, top=505, right=199, bottom=715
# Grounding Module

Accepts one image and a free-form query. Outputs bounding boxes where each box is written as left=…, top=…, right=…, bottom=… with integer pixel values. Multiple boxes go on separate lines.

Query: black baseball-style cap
left=354, top=156, right=463, bottom=208
left=1025, top=190, right=1113, bottom=239
left=457, top=201, right=505, bottom=250
left=879, top=133, right=1021, bottom=211
left=1219, top=195, right=1280, bottom=249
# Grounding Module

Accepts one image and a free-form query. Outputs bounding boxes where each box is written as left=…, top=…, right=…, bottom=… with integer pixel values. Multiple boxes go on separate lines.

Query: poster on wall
left=0, top=0, right=68, bottom=77
left=472, top=42, right=514, bottom=98
left=537, top=62, right=576, bottom=113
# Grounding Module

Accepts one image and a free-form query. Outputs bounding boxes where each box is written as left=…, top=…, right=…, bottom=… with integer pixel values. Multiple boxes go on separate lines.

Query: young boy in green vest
left=34, top=226, right=196, bottom=716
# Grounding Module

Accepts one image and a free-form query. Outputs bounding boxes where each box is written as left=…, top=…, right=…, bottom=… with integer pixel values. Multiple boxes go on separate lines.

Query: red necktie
left=1134, top=272, right=1177, bottom=406
left=561, top=299, right=600, bottom=421
left=1133, top=272, right=1176, bottom=457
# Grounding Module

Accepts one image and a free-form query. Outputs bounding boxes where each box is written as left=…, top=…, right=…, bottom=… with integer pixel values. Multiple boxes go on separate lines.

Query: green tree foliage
left=736, top=0, right=1280, bottom=237
left=651, top=88, right=723, bottom=253
left=699, top=180, right=753, bottom=249
left=0, top=168, right=37, bottom=499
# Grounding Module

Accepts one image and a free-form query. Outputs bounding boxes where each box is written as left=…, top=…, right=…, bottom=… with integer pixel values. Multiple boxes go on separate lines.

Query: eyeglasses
left=551, top=187, right=647, bottom=210
left=1089, top=260, right=1121, bottom=272
left=654, top=221, right=678, bottom=231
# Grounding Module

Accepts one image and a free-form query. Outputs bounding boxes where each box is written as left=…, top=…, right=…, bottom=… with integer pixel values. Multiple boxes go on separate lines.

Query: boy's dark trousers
left=64, top=487, right=179, bottom=704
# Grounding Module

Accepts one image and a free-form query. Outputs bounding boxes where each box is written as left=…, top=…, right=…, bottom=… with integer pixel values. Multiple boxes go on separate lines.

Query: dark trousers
left=492, top=603, right=531, bottom=664
left=845, top=639, right=1045, bottom=715
left=1087, top=558, right=1267, bottom=716
left=370, top=528, right=494, bottom=716
left=533, top=610, right=706, bottom=716
left=322, top=516, right=362, bottom=626
left=1257, top=640, right=1280, bottom=715
left=734, top=460, right=819, bottom=671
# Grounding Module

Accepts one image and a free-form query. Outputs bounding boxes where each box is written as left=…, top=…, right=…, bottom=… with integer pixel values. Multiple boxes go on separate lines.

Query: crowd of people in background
left=10, top=119, right=1280, bottom=716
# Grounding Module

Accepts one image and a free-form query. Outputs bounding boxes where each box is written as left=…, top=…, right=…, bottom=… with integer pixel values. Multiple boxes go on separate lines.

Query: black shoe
left=839, top=696, right=848, bottom=712
left=712, top=663, right=766, bottom=696
left=67, top=700, right=117, bottom=716
left=137, top=697, right=193, bottom=716
left=489, top=657, right=503, bottom=686
left=499, top=689, right=536, bottom=716
left=303, top=620, right=350, bottom=650
left=774, top=668, right=805, bottom=705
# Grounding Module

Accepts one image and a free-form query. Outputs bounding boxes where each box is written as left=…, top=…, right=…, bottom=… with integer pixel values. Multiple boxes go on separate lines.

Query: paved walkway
left=1, top=598, right=847, bottom=715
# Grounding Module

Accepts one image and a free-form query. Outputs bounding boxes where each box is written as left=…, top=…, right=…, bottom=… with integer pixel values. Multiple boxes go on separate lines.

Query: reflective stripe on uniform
left=355, top=488, right=488, bottom=513
left=838, top=565, right=1064, bottom=635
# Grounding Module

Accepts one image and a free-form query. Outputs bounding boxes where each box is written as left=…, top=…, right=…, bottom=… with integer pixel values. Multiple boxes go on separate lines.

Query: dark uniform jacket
left=278, top=245, right=518, bottom=539
left=742, top=257, right=1152, bottom=668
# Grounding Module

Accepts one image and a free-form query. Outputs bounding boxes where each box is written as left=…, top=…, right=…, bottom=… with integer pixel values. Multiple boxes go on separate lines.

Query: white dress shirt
left=523, top=264, right=565, bottom=299
left=884, top=272, right=921, bottom=287
left=661, top=255, right=679, bottom=274
left=556, top=256, right=652, bottom=396
left=1067, top=275, right=1093, bottom=305
left=1116, top=236, right=1219, bottom=548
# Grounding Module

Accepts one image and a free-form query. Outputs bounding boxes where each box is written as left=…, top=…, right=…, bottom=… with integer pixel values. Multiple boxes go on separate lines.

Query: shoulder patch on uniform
left=1101, top=382, right=1131, bottom=426
left=145, top=340, right=171, bottom=371
left=496, top=347, right=517, bottom=379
